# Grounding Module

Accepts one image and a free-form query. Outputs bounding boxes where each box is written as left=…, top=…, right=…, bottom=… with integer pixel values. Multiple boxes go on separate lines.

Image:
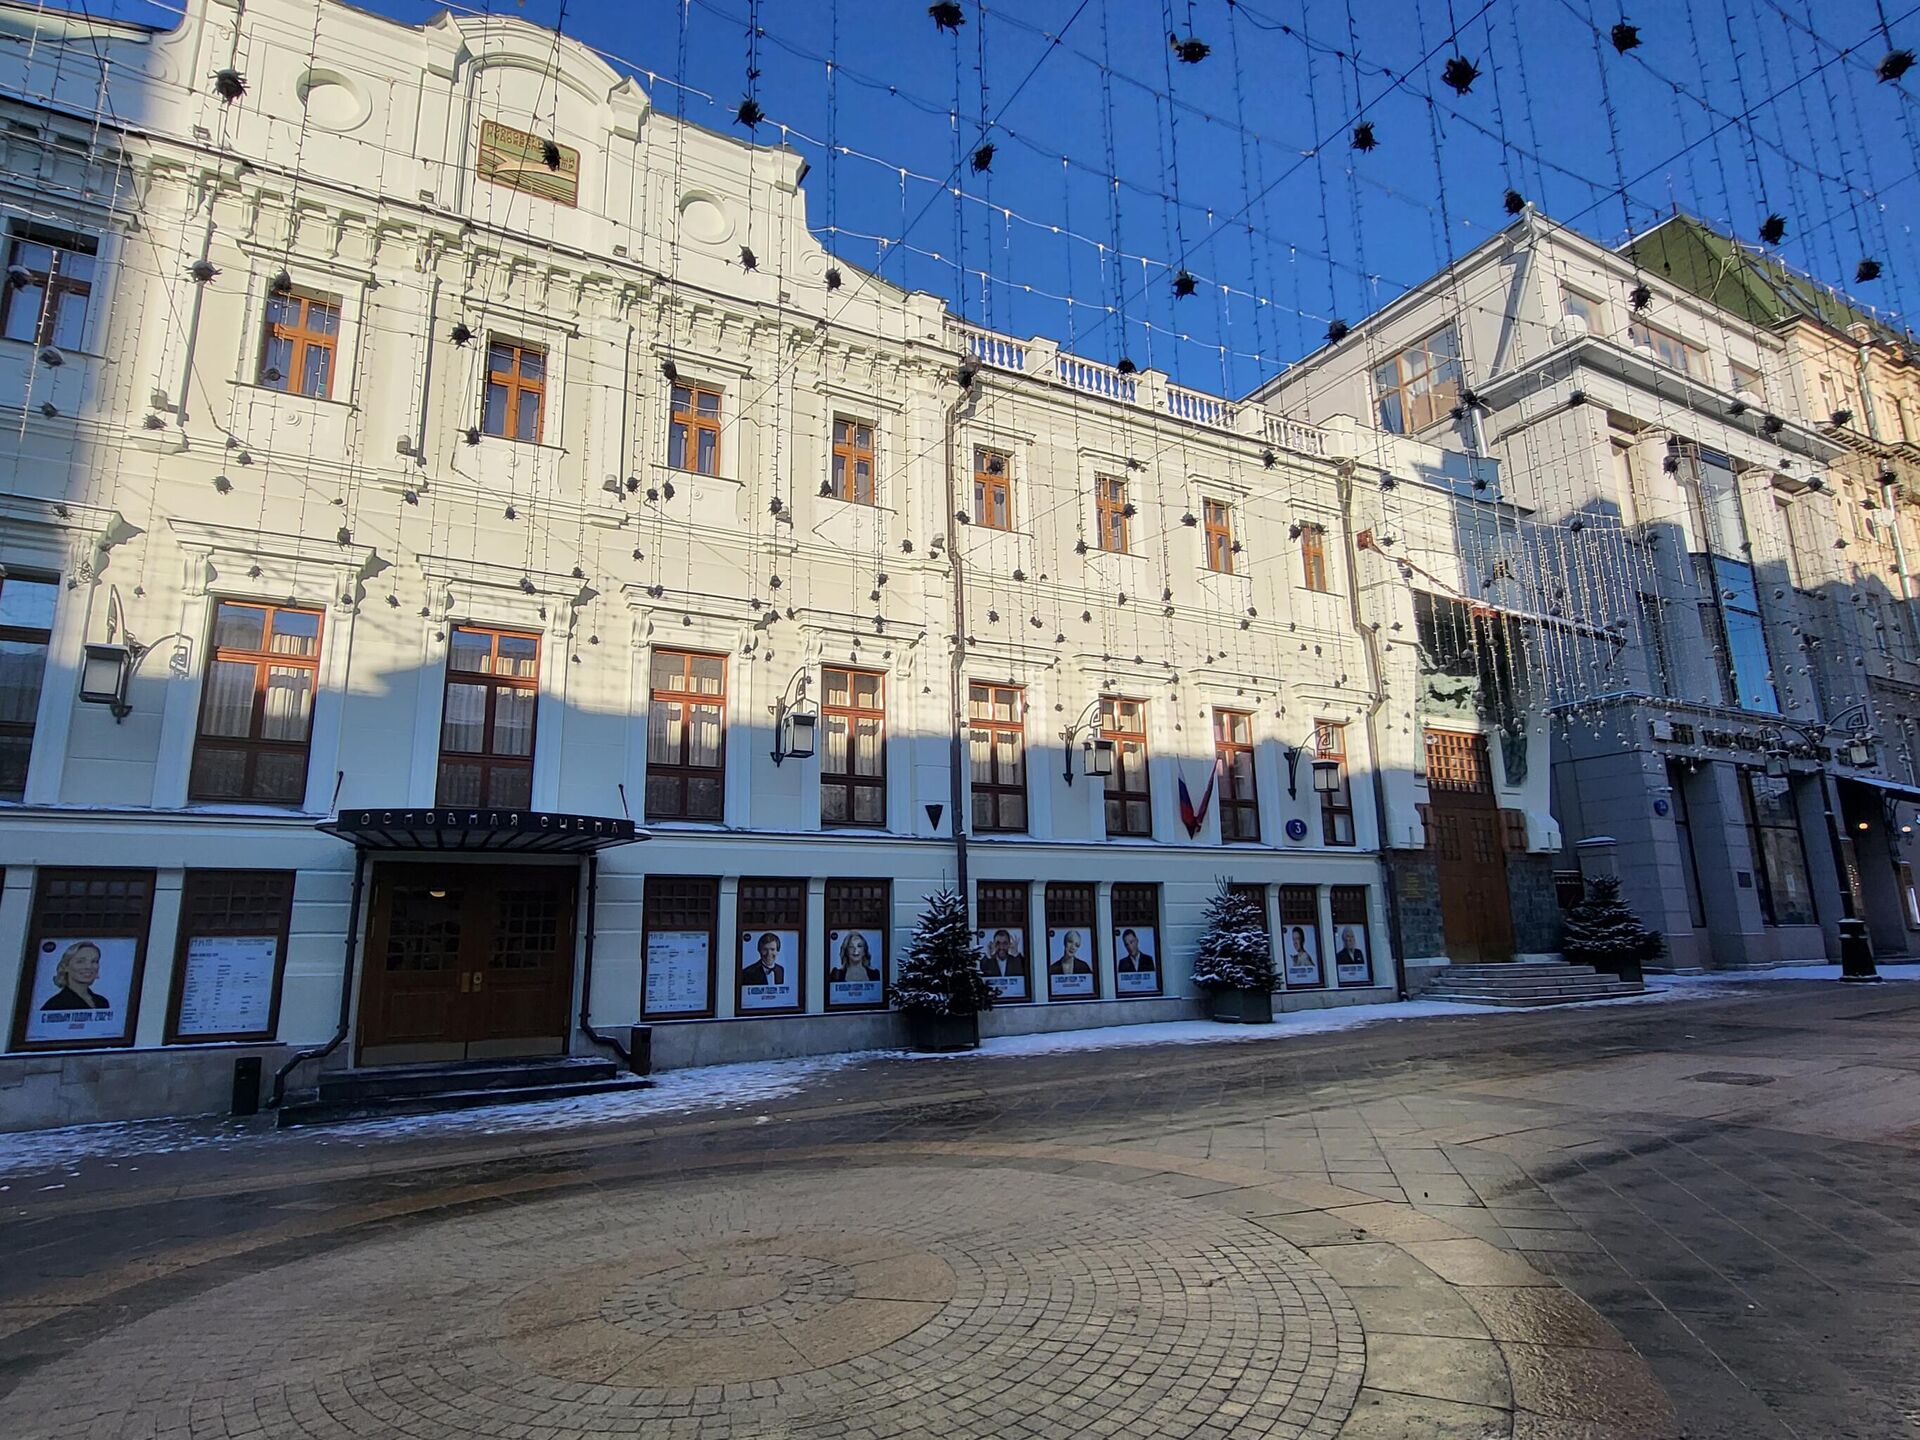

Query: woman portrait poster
left=1046, top=926, right=1095, bottom=1000
left=24, top=936, right=138, bottom=1045
left=827, top=928, right=886, bottom=1008
left=1283, top=924, right=1323, bottom=988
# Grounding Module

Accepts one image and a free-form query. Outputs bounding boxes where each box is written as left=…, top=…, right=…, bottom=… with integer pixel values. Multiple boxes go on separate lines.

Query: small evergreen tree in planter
left=1561, top=874, right=1663, bottom=984
left=891, top=886, right=996, bottom=1050
left=1191, top=881, right=1279, bottom=1023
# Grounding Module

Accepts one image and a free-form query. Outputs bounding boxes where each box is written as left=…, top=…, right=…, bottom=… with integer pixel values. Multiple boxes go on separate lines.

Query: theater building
left=0, top=0, right=1557, bottom=1127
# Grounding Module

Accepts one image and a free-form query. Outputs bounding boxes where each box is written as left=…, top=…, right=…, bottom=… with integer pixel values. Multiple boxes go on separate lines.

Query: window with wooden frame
left=1299, top=523, right=1331, bottom=592
left=641, top=875, right=719, bottom=1019
left=1214, top=708, right=1260, bottom=842
left=0, top=225, right=96, bottom=349
left=257, top=291, right=340, bottom=399
left=669, top=383, right=723, bottom=475
left=1500, top=808, right=1530, bottom=852
left=11, top=869, right=154, bottom=1051
left=736, top=878, right=806, bottom=1015
left=1330, top=885, right=1373, bottom=987
left=482, top=338, right=545, bottom=442
left=829, top=416, right=876, bottom=504
left=166, top=870, right=295, bottom=1043
left=436, top=625, right=539, bottom=808
left=476, top=119, right=580, bottom=207
left=645, top=649, right=726, bottom=821
left=972, top=446, right=1012, bottom=530
left=968, top=681, right=1027, bottom=833
left=191, top=601, right=322, bottom=805
left=826, top=879, right=890, bottom=1010
left=976, top=879, right=1031, bottom=1000
left=1279, top=884, right=1324, bottom=988
left=1100, top=696, right=1152, bottom=838
left=1372, top=325, right=1462, bottom=434
left=1203, top=498, right=1235, bottom=574
left=1229, top=882, right=1270, bottom=945
left=1044, top=881, right=1099, bottom=1001
left=0, top=568, right=58, bottom=801
left=1112, top=883, right=1162, bottom=995
left=1317, top=719, right=1355, bottom=846
left=821, top=666, right=885, bottom=827
left=1094, top=473, right=1130, bottom=553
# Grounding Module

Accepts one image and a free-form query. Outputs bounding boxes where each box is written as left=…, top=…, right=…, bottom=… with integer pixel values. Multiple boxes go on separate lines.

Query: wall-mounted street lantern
left=1282, top=733, right=1342, bottom=800
left=1060, top=698, right=1115, bottom=786
left=768, top=667, right=817, bottom=766
left=80, top=641, right=134, bottom=720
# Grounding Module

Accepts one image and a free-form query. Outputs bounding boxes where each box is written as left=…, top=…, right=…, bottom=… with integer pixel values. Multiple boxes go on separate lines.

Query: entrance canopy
left=319, top=808, right=645, bottom=855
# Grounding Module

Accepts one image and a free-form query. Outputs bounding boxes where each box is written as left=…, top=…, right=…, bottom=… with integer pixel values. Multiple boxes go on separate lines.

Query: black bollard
left=1837, top=918, right=1882, bottom=983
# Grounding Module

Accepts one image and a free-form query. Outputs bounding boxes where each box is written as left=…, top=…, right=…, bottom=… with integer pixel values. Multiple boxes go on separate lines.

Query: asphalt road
left=1, top=976, right=1916, bottom=1439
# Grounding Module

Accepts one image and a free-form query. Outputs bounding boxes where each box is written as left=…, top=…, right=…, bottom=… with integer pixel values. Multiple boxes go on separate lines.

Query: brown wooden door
left=1425, top=731, right=1515, bottom=964
left=359, top=863, right=577, bottom=1065
left=469, top=871, right=575, bottom=1058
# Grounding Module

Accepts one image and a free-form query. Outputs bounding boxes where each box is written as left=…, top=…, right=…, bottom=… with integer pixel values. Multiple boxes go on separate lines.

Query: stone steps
left=278, top=1056, right=650, bottom=1127
left=1421, top=960, right=1645, bottom=1008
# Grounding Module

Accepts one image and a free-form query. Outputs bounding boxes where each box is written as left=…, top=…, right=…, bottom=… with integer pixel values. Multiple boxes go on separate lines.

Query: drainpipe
left=1336, top=459, right=1410, bottom=998
left=943, top=379, right=973, bottom=900
left=578, top=853, right=634, bottom=1067
left=270, top=846, right=366, bottom=1108
left=412, top=269, right=442, bottom=466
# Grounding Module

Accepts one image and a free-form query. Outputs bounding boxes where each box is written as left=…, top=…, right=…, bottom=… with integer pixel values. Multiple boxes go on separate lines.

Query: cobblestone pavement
left=1, top=977, right=1917, bottom=1439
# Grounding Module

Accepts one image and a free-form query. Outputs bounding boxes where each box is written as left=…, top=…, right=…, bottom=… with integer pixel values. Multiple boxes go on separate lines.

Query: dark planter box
left=1205, top=988, right=1274, bottom=1024
left=1580, top=953, right=1644, bottom=985
left=903, top=1010, right=981, bottom=1052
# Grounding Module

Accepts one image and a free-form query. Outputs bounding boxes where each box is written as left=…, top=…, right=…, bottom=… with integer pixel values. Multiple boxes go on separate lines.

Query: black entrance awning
left=318, top=808, right=646, bottom=855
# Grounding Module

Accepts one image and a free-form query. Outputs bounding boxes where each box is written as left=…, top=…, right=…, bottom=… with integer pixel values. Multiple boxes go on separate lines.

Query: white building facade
left=1262, top=209, right=1920, bottom=974
left=0, top=0, right=1557, bottom=1127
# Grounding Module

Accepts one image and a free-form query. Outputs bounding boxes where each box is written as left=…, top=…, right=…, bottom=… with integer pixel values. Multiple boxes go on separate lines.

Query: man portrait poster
left=1046, top=926, right=1095, bottom=999
left=827, top=928, right=886, bottom=1009
left=739, top=929, right=801, bottom=1012
left=1114, top=926, right=1159, bottom=995
left=1334, top=924, right=1371, bottom=985
left=975, top=926, right=1028, bottom=1000
left=24, top=936, right=137, bottom=1045
left=1283, top=924, right=1323, bottom=988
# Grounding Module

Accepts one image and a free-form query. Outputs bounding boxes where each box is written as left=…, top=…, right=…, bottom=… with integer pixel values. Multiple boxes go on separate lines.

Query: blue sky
left=98, top=0, right=1920, bottom=395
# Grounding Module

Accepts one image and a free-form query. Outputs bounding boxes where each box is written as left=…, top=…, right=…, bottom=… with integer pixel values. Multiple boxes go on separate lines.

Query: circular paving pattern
left=0, top=1162, right=1366, bottom=1439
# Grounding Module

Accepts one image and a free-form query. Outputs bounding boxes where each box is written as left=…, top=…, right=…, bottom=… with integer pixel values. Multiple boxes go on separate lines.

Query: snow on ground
left=0, top=964, right=1905, bottom=1179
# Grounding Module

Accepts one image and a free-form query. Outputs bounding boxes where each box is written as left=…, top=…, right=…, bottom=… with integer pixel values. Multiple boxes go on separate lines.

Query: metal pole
left=944, top=381, right=971, bottom=901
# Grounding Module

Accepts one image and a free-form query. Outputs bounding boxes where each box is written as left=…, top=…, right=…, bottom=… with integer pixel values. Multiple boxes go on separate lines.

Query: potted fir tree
left=1192, top=881, right=1279, bottom=1023
left=1561, top=874, right=1664, bottom=984
left=891, top=886, right=997, bottom=1051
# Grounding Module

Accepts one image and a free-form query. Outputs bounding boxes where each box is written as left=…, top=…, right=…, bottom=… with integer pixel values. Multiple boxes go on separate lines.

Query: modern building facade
left=0, top=0, right=1564, bottom=1127
left=1262, top=208, right=1920, bottom=973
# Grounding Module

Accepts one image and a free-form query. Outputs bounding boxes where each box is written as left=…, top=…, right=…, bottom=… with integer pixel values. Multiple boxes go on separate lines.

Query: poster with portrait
left=644, top=929, right=712, bottom=1017
left=975, top=925, right=1028, bottom=1001
left=738, top=929, right=801, bottom=1012
left=827, top=928, right=886, bottom=1009
left=1332, top=923, right=1371, bottom=985
left=22, top=936, right=139, bottom=1046
left=1046, top=926, right=1096, bottom=999
left=1281, top=923, right=1324, bottom=988
left=1113, top=926, right=1160, bottom=995
left=174, top=934, right=280, bottom=1038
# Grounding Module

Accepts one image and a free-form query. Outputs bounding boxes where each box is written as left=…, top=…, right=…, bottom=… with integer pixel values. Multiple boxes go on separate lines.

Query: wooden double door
left=1425, top=730, right=1515, bottom=964
left=358, top=862, right=578, bottom=1066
